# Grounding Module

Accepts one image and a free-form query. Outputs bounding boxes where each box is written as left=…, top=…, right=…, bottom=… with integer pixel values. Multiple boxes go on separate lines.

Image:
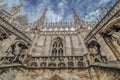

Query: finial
left=100, top=8, right=108, bottom=15
left=8, top=4, right=24, bottom=23
left=9, top=3, right=24, bottom=15
left=110, top=4, right=113, bottom=8
left=18, top=4, right=23, bottom=8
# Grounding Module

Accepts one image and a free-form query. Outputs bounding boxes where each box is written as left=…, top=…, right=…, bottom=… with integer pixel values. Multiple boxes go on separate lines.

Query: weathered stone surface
left=0, top=1, right=120, bottom=80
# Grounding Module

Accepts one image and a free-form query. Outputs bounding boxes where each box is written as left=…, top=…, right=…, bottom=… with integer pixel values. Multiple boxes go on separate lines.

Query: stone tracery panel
left=51, top=37, right=64, bottom=56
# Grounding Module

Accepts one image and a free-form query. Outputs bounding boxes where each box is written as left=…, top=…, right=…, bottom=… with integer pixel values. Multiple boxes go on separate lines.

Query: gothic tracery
left=0, top=0, right=120, bottom=80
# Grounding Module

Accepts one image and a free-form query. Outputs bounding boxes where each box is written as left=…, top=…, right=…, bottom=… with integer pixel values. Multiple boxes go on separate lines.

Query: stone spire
left=101, top=8, right=108, bottom=15
left=37, top=9, right=47, bottom=30
left=9, top=4, right=23, bottom=16
left=9, top=4, right=23, bottom=23
left=0, top=4, right=7, bottom=10
left=73, top=8, right=84, bottom=29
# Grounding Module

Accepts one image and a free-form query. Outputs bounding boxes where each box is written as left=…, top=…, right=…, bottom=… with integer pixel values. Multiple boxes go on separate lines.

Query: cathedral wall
left=31, top=35, right=46, bottom=56
left=30, top=33, right=87, bottom=57
left=81, top=30, right=88, bottom=39
left=40, top=35, right=46, bottom=56
left=44, top=35, right=52, bottom=56
left=65, top=35, right=72, bottom=56
left=77, top=33, right=87, bottom=55
left=71, top=35, right=81, bottom=56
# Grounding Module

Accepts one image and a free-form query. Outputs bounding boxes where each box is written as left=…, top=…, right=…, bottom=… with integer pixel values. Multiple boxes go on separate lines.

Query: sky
left=0, top=0, right=115, bottom=23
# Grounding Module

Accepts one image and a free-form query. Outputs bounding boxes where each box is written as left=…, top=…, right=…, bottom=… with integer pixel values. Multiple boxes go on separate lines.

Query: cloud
left=64, top=14, right=74, bottom=22
left=45, top=0, right=67, bottom=22
left=0, top=0, right=21, bottom=10
left=18, top=0, right=48, bottom=23
left=0, top=0, right=114, bottom=23
left=84, top=9, right=102, bottom=21
left=100, top=0, right=111, bottom=4
left=46, top=8, right=63, bottom=22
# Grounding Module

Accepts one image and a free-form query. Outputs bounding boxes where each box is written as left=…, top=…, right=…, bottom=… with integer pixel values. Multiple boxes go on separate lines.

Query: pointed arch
left=52, top=48, right=57, bottom=56
left=58, top=48, right=63, bottom=56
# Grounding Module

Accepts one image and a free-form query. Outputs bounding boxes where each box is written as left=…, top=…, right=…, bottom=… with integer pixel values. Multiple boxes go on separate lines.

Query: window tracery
left=51, top=37, right=64, bottom=56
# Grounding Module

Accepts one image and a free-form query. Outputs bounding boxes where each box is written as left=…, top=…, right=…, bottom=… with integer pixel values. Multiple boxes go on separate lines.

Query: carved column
left=78, top=31, right=90, bottom=66
left=23, top=31, right=37, bottom=63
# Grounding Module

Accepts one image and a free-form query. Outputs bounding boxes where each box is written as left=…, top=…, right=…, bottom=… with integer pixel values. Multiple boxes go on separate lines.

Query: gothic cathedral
left=0, top=0, right=120, bottom=80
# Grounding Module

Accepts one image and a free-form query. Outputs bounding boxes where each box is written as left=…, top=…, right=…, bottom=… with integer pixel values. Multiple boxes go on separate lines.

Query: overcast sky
left=0, top=0, right=115, bottom=23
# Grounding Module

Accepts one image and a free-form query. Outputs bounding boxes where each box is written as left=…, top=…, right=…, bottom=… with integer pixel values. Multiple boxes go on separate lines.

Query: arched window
left=51, top=37, right=64, bottom=56
left=52, top=49, right=57, bottom=56
left=58, top=48, right=63, bottom=56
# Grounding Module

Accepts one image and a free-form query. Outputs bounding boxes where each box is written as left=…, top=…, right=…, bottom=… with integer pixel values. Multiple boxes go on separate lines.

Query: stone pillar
left=95, top=34, right=116, bottom=61
left=78, top=32, right=88, bottom=54
left=65, top=35, right=72, bottom=56
left=23, top=32, right=37, bottom=62
left=78, top=32, right=90, bottom=66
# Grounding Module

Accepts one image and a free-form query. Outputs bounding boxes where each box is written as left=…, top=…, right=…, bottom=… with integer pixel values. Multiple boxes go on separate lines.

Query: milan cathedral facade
left=0, top=0, right=120, bottom=80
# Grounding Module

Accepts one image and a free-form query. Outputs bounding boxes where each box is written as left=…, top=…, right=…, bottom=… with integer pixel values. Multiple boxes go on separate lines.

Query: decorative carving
left=78, top=61, right=84, bottom=68
left=49, top=74, right=64, bottom=80
left=31, top=62, right=37, bottom=67
left=68, top=62, right=74, bottom=68
left=40, top=62, right=46, bottom=67
left=48, top=63, right=56, bottom=68
left=58, top=63, right=66, bottom=68
left=0, top=33, right=7, bottom=40
left=87, top=40, right=101, bottom=54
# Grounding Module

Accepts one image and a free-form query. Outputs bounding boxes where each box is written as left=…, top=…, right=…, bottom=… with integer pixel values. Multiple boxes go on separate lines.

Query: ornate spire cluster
left=30, top=9, right=90, bottom=32
left=42, top=22, right=75, bottom=31
left=8, top=4, right=23, bottom=23
left=30, top=9, right=47, bottom=31
left=73, top=9, right=85, bottom=29
left=9, top=4, right=23, bottom=16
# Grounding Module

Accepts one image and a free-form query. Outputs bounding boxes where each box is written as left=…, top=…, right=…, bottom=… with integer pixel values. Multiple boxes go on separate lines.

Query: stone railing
left=26, top=56, right=87, bottom=69
left=85, top=0, right=120, bottom=42
left=40, top=31, right=77, bottom=35
left=0, top=55, right=120, bottom=71
left=0, top=56, right=87, bottom=69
